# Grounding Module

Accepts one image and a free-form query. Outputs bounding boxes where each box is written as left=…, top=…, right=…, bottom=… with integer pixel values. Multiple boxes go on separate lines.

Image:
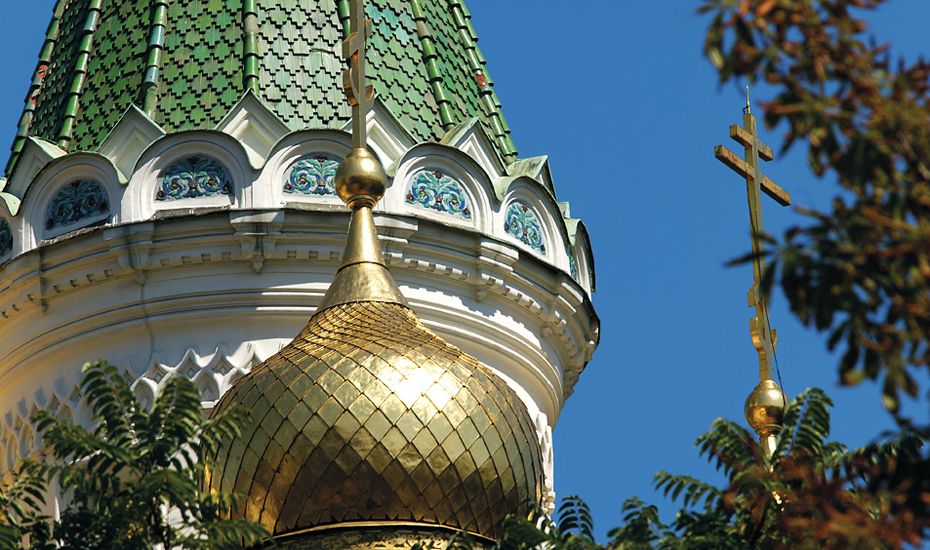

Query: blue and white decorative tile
left=405, top=170, right=471, bottom=219
left=284, top=155, right=340, bottom=196
left=46, top=180, right=109, bottom=230
left=156, top=157, right=232, bottom=201
left=0, top=220, right=12, bottom=258
left=505, top=201, right=546, bottom=254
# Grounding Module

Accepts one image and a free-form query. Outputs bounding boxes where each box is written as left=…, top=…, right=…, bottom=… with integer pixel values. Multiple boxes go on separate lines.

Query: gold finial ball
left=744, top=379, right=786, bottom=436
left=334, top=147, right=386, bottom=208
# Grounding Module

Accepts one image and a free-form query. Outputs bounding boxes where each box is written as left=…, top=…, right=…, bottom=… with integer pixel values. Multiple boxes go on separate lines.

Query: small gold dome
left=206, top=301, right=544, bottom=539
left=744, top=379, right=786, bottom=436
left=334, top=147, right=386, bottom=208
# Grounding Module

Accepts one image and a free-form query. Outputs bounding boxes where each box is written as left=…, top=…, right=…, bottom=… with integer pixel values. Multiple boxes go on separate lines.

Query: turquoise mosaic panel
left=156, top=157, right=232, bottom=201
left=0, top=220, right=12, bottom=257
left=284, top=155, right=339, bottom=196
left=46, top=180, right=110, bottom=230
left=405, top=170, right=471, bottom=219
left=504, top=201, right=545, bottom=254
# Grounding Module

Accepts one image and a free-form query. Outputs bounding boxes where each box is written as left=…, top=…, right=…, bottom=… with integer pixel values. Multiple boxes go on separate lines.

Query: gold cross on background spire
left=714, top=88, right=790, bottom=459
left=343, top=0, right=375, bottom=149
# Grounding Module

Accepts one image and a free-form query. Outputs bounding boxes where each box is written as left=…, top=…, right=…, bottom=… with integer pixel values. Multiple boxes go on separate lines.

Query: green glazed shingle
left=7, top=0, right=517, bottom=177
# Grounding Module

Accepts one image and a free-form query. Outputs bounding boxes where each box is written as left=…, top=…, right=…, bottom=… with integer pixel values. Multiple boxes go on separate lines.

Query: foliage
left=700, top=0, right=930, bottom=417
left=0, top=361, right=269, bottom=550
left=487, top=388, right=928, bottom=549
left=0, top=461, right=49, bottom=549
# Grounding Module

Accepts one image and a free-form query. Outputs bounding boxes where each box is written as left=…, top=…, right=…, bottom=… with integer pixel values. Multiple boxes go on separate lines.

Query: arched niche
left=130, top=131, right=251, bottom=219
left=497, top=178, right=574, bottom=268
left=21, top=155, right=121, bottom=248
left=261, top=130, right=352, bottom=211
left=44, top=179, right=111, bottom=238
left=389, top=144, right=492, bottom=232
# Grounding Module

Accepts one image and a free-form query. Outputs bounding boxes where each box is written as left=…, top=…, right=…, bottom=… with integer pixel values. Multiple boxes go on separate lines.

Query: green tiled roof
left=6, top=0, right=517, bottom=176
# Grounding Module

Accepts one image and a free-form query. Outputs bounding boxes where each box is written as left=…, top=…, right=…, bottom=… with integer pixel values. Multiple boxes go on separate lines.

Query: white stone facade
left=0, top=96, right=599, bottom=508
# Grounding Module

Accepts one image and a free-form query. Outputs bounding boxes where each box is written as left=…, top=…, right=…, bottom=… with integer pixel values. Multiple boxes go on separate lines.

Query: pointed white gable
left=216, top=91, right=290, bottom=170
left=97, top=105, right=165, bottom=182
left=441, top=118, right=504, bottom=180
left=5, top=137, right=67, bottom=199
left=341, top=97, right=416, bottom=168
left=508, top=156, right=556, bottom=197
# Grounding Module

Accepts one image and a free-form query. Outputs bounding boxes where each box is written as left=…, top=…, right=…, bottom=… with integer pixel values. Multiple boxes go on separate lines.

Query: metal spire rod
left=342, top=0, right=375, bottom=149
left=321, top=0, right=402, bottom=312
left=714, top=92, right=792, bottom=459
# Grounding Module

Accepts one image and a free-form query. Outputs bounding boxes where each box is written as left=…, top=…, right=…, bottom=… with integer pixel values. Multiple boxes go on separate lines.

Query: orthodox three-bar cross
left=715, top=91, right=791, bottom=451
left=343, top=0, right=375, bottom=148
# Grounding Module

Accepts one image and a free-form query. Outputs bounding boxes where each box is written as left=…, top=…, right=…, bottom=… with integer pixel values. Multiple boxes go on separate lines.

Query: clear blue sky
left=2, top=0, right=927, bottom=541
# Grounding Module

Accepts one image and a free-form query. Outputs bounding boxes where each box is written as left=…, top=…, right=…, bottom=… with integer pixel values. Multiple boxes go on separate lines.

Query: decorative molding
left=350, top=99, right=416, bottom=167
left=534, top=411, right=556, bottom=513
left=132, top=345, right=263, bottom=408
left=1, top=390, right=74, bottom=474
left=566, top=246, right=579, bottom=281
left=507, top=156, right=555, bottom=198
left=1, top=129, right=594, bottom=298
left=103, top=222, right=154, bottom=284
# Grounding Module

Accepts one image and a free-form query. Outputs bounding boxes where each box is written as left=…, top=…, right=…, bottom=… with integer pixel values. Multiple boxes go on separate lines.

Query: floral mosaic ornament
left=284, top=155, right=339, bottom=196
left=0, top=220, right=11, bottom=257
left=405, top=170, right=471, bottom=219
left=46, top=180, right=110, bottom=230
left=505, top=201, right=546, bottom=254
left=156, top=157, right=232, bottom=201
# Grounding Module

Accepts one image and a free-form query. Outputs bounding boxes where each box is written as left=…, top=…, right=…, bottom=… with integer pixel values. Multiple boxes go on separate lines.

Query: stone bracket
left=103, top=222, right=155, bottom=284
left=230, top=210, right=284, bottom=273
left=475, top=239, right=517, bottom=301
left=374, top=214, right=417, bottom=266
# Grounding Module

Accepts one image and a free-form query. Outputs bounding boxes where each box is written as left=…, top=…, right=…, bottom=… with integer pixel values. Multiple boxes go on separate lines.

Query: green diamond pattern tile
left=366, top=0, right=437, bottom=142
left=10, top=0, right=519, bottom=177
left=30, top=0, right=88, bottom=143
left=72, top=0, right=148, bottom=151
left=158, top=0, right=243, bottom=131
left=419, top=1, right=481, bottom=125
left=257, top=0, right=350, bottom=130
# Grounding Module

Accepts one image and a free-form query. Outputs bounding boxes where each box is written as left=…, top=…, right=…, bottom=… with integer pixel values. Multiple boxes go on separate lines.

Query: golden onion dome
left=205, top=148, right=544, bottom=541
left=205, top=300, right=544, bottom=539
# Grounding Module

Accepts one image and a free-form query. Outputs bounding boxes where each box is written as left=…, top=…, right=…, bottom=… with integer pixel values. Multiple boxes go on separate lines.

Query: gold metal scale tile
left=206, top=301, right=545, bottom=539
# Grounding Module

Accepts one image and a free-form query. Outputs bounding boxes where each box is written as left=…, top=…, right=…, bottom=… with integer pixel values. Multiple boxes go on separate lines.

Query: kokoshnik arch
left=0, top=0, right=599, bottom=546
